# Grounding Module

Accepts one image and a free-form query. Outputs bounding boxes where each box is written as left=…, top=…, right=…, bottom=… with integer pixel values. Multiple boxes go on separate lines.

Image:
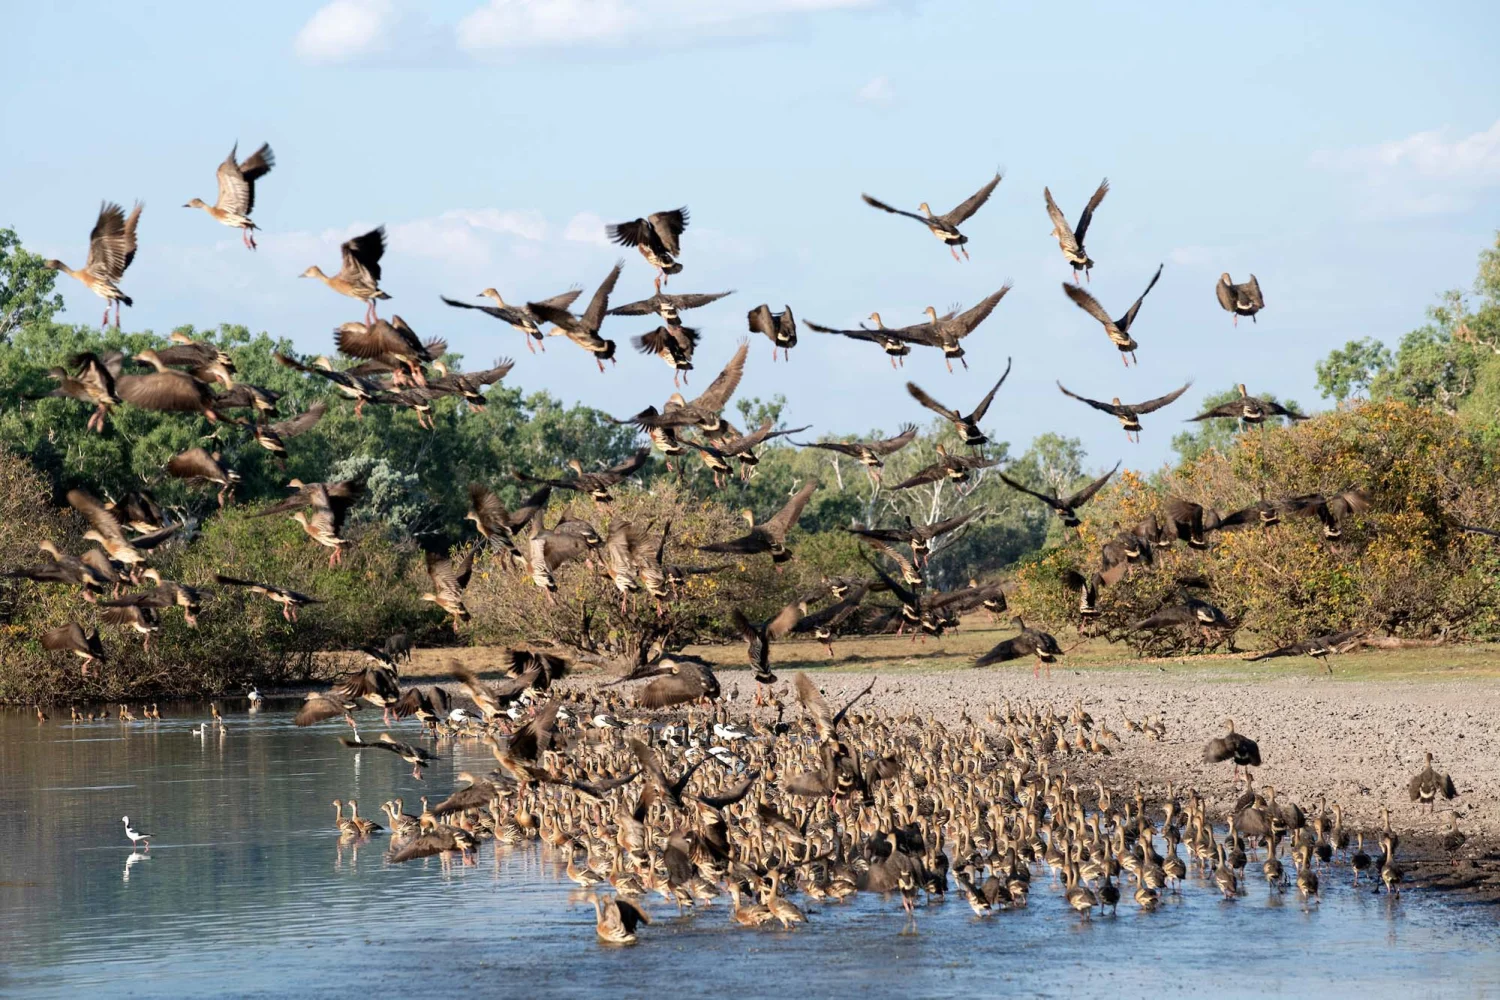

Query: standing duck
left=860, top=171, right=1003, bottom=260
left=905, top=283, right=1013, bottom=371
left=45, top=201, right=143, bottom=328
left=184, top=142, right=274, bottom=249
left=301, top=227, right=389, bottom=323
left=529, top=261, right=623, bottom=371
left=905, top=359, right=1011, bottom=448
left=1216, top=273, right=1264, bottom=325
left=441, top=286, right=582, bottom=354
left=697, top=481, right=818, bottom=567
left=792, top=424, right=918, bottom=482
left=1062, top=263, right=1163, bottom=366
left=747, top=304, right=798, bottom=361
left=1407, top=751, right=1458, bottom=812
left=1056, top=381, right=1192, bottom=442
left=607, top=208, right=688, bottom=290
left=1044, top=179, right=1108, bottom=282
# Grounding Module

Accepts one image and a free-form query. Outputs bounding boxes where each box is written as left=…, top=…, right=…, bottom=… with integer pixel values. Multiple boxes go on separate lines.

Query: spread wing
left=890, top=463, right=948, bottom=490
left=686, top=340, right=748, bottom=414
left=84, top=202, right=140, bottom=281
left=762, top=481, right=818, bottom=540
left=1118, top=263, right=1164, bottom=331
left=67, top=489, right=129, bottom=548
left=581, top=260, right=624, bottom=331
left=1062, top=461, right=1121, bottom=508
left=860, top=193, right=929, bottom=224
left=1129, top=381, right=1193, bottom=414
left=1056, top=381, right=1124, bottom=416
left=1062, top=282, right=1115, bottom=328
left=870, top=423, right=919, bottom=455
left=951, top=283, right=1012, bottom=336
left=1073, top=177, right=1109, bottom=245
left=339, top=227, right=386, bottom=284
left=649, top=208, right=689, bottom=256
left=269, top=402, right=326, bottom=439
left=968, top=357, right=1013, bottom=422
left=116, top=371, right=213, bottom=412
left=940, top=171, right=1002, bottom=226
left=975, top=636, right=1028, bottom=666
left=905, top=381, right=961, bottom=422
left=1043, top=187, right=1078, bottom=257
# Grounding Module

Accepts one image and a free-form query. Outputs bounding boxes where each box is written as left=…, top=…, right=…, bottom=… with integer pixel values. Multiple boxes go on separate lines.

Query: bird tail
left=118, top=293, right=134, bottom=307
left=373, top=291, right=392, bottom=300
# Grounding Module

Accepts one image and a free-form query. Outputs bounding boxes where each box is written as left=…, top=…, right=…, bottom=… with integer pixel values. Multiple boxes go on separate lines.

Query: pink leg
left=950, top=247, right=961, bottom=262
left=524, top=336, right=536, bottom=354
left=961, top=247, right=970, bottom=261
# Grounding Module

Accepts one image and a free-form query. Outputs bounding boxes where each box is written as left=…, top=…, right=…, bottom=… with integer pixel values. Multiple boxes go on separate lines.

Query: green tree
left=1315, top=337, right=1392, bottom=402
left=0, top=228, right=64, bottom=341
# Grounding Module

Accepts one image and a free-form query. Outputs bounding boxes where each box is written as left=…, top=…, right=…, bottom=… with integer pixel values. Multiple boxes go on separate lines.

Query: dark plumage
left=1057, top=381, right=1192, bottom=441
left=1044, top=179, right=1108, bottom=281
left=860, top=171, right=1002, bottom=260
left=1062, top=263, right=1162, bottom=366
left=996, top=462, right=1120, bottom=527
left=975, top=616, right=1063, bottom=678
left=1190, top=384, right=1307, bottom=426
left=608, top=208, right=688, bottom=291
left=1408, top=751, right=1458, bottom=811
left=1203, top=719, right=1261, bottom=781
left=747, top=304, right=797, bottom=361
left=1244, top=630, right=1363, bottom=671
left=905, top=358, right=1011, bottom=448
left=1217, top=273, right=1264, bottom=324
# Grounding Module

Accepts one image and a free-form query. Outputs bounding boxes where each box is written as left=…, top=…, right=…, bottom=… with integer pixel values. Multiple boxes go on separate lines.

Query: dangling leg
left=950, top=246, right=961, bottom=262
left=961, top=246, right=970, bottom=261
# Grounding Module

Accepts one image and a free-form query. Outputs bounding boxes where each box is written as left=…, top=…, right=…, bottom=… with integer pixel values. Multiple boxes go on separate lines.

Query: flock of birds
left=12, top=142, right=1476, bottom=943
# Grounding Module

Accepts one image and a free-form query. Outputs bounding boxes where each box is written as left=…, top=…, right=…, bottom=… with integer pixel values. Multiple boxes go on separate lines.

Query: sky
left=5, top=0, right=1500, bottom=473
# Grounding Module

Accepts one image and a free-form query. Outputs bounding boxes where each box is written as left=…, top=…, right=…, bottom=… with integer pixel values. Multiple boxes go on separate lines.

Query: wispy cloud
left=1311, top=118, right=1500, bottom=216
left=455, top=0, right=883, bottom=54
left=856, top=75, right=894, bottom=107
left=294, top=0, right=396, bottom=64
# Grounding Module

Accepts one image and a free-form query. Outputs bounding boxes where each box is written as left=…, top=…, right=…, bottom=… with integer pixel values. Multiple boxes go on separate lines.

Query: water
left=2, top=704, right=1498, bottom=999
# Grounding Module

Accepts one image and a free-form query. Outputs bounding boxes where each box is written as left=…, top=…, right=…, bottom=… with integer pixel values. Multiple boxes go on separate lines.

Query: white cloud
left=1311, top=119, right=1500, bottom=216
left=563, top=212, right=609, bottom=246
left=456, top=0, right=881, bottom=53
left=856, top=75, right=894, bottom=106
left=294, top=0, right=396, bottom=64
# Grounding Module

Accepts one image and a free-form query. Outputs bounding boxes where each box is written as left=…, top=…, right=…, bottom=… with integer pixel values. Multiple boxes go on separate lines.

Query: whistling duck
left=609, top=288, right=733, bottom=334
left=442, top=285, right=583, bottom=353
left=334, top=315, right=443, bottom=386
left=45, top=201, right=142, bottom=327
left=1203, top=719, right=1261, bottom=784
left=529, top=261, right=622, bottom=371
left=1245, top=629, right=1363, bottom=671
left=68, top=489, right=177, bottom=574
left=633, top=325, right=700, bottom=385
left=1189, top=384, right=1307, bottom=429
left=40, top=623, right=106, bottom=675
left=47, top=351, right=121, bottom=431
left=184, top=142, right=274, bottom=248
left=301, top=227, right=389, bottom=323
left=166, top=447, right=239, bottom=507
left=1276, top=488, right=1370, bottom=540
left=593, top=894, right=651, bottom=944
left=515, top=448, right=650, bottom=505
left=861, top=171, right=1002, bottom=260
left=214, top=574, right=322, bottom=622
left=888, top=443, right=998, bottom=492
left=1056, top=380, right=1192, bottom=442
left=608, top=207, right=688, bottom=290
left=806, top=313, right=917, bottom=367
left=118, top=350, right=220, bottom=421
left=747, top=304, right=797, bottom=361
left=1062, top=263, right=1162, bottom=366
left=905, top=283, right=1013, bottom=371
left=246, top=402, right=326, bottom=460
left=990, top=464, right=1122, bottom=530
left=1044, top=179, right=1108, bottom=282
left=421, top=548, right=474, bottom=631
left=101, top=569, right=205, bottom=627
left=975, top=617, right=1063, bottom=678
left=1408, top=750, right=1458, bottom=811
left=289, top=483, right=360, bottom=566
left=1217, top=273, right=1264, bottom=325
left=698, top=481, right=818, bottom=567
left=793, top=424, right=918, bottom=481
left=906, top=359, right=1011, bottom=448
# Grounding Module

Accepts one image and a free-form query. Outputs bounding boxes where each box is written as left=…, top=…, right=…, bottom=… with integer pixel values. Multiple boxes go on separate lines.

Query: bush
left=1010, top=402, right=1500, bottom=654
left=0, top=451, right=434, bottom=704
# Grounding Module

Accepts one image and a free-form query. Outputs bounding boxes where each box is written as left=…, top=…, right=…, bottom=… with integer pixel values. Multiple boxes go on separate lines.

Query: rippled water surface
left=2, top=704, right=1498, bottom=999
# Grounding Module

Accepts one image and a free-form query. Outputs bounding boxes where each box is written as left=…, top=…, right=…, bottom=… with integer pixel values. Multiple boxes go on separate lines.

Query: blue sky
left=6, top=0, right=1499, bottom=471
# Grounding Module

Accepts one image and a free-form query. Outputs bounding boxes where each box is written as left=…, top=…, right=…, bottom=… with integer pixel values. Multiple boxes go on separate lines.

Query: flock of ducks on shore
left=297, top=672, right=1466, bottom=944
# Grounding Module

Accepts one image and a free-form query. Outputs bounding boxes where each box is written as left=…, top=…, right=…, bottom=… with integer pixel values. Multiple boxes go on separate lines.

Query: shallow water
left=2, top=704, right=1498, bottom=1000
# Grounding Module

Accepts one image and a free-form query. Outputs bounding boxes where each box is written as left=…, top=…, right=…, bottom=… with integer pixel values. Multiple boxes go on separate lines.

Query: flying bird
left=1189, top=384, right=1307, bottom=429
left=301, top=226, right=389, bottom=324
left=1062, top=263, right=1162, bottom=366
left=607, top=208, right=688, bottom=291
left=44, top=201, right=143, bottom=328
left=1044, top=179, right=1108, bottom=282
left=529, top=261, right=623, bottom=372
left=1057, top=381, right=1192, bottom=442
left=747, top=304, right=798, bottom=362
left=860, top=171, right=1002, bottom=260
left=184, top=142, right=274, bottom=249
left=1217, top=273, right=1265, bottom=325
left=440, top=287, right=582, bottom=354
left=995, top=462, right=1121, bottom=527
left=906, top=359, right=1011, bottom=448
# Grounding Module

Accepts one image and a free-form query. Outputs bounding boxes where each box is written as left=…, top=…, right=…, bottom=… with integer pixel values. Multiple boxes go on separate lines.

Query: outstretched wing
left=1056, top=381, right=1123, bottom=416
left=940, top=171, right=1002, bottom=226
left=1062, top=461, right=1122, bottom=508
left=968, top=357, right=1013, bottom=422
left=1043, top=187, right=1078, bottom=257
left=1072, top=177, right=1109, bottom=245
left=762, top=481, right=818, bottom=540
left=905, top=381, right=960, bottom=421
left=1118, top=263, right=1164, bottom=331
left=861, top=193, right=929, bottom=224
left=1129, top=381, right=1193, bottom=415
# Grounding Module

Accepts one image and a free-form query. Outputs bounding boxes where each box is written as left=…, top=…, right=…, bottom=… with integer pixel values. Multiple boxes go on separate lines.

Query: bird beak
left=181, top=203, right=191, bottom=208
